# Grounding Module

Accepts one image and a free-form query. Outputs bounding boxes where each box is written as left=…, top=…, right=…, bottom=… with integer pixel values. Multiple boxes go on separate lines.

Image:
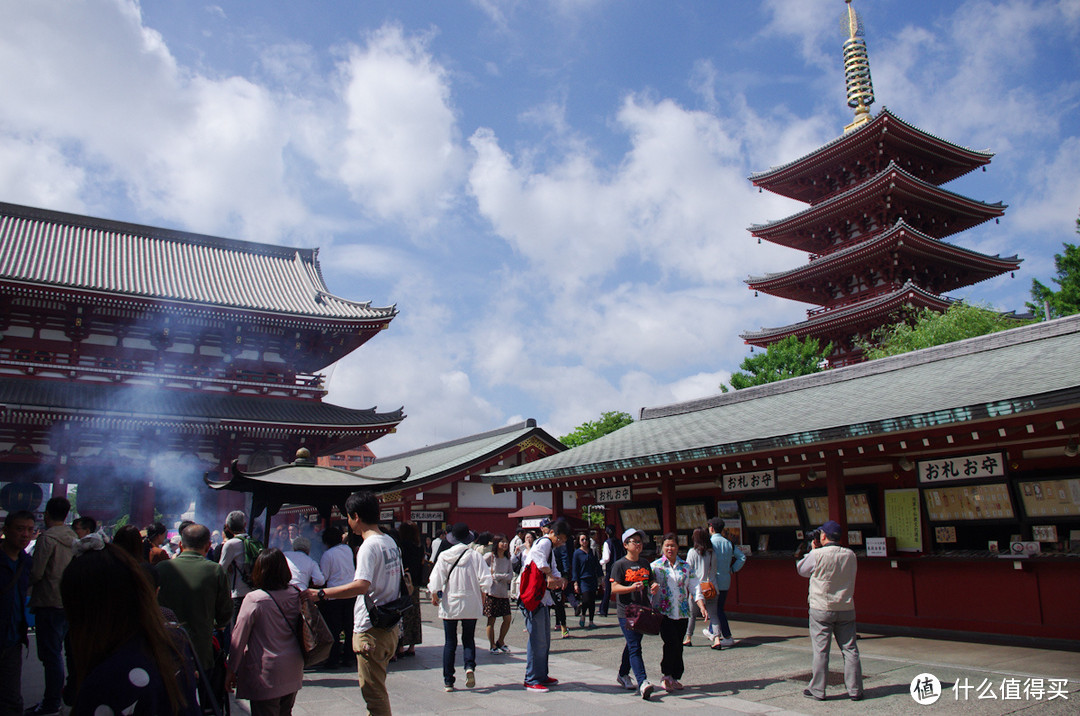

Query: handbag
left=270, top=589, right=334, bottom=668
left=624, top=602, right=662, bottom=635
left=699, top=549, right=717, bottom=599
left=365, top=573, right=413, bottom=630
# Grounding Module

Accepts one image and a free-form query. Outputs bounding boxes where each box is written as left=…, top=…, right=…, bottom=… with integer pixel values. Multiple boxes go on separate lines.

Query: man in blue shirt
left=1, top=510, right=35, bottom=716
left=706, top=517, right=746, bottom=649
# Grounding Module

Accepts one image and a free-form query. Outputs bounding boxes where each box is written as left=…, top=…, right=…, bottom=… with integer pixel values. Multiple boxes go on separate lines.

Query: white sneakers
left=465, top=669, right=476, bottom=688
left=617, top=674, right=636, bottom=690
left=639, top=680, right=654, bottom=700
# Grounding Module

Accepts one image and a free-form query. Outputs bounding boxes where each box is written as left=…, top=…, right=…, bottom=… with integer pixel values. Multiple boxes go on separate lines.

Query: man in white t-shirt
left=308, top=491, right=403, bottom=716
left=522, top=518, right=570, bottom=692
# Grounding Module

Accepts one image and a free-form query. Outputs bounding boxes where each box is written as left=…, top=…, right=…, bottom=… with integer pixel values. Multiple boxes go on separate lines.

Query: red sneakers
left=524, top=683, right=550, bottom=693
left=543, top=677, right=559, bottom=685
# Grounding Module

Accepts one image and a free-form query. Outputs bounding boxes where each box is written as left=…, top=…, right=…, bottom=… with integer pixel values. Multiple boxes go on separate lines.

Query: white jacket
left=427, top=543, right=492, bottom=620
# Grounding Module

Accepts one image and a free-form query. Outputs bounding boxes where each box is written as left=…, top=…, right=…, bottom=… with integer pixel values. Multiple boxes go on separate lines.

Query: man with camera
left=795, top=520, right=864, bottom=702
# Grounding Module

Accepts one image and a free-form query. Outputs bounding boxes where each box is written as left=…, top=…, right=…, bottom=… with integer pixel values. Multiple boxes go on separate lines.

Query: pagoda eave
left=750, top=163, right=1006, bottom=252
left=740, top=284, right=952, bottom=348
left=1, top=279, right=397, bottom=331
left=746, top=222, right=1022, bottom=303
left=750, top=108, right=994, bottom=203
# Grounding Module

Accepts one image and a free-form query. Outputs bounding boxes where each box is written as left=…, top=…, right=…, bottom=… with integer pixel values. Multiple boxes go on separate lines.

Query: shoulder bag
left=270, top=588, right=334, bottom=668
left=365, top=573, right=414, bottom=630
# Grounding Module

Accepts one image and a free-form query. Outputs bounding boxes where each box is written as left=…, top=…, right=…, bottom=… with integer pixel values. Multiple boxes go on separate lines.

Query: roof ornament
left=843, top=0, right=875, bottom=133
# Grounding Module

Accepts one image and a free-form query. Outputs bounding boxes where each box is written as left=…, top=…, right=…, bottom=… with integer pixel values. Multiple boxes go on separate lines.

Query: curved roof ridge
left=744, top=219, right=1022, bottom=285
left=649, top=313, right=1075, bottom=421
left=0, top=201, right=397, bottom=320
left=738, top=280, right=953, bottom=340
left=748, top=161, right=1006, bottom=235
left=748, top=108, right=993, bottom=182
left=368, top=419, right=540, bottom=464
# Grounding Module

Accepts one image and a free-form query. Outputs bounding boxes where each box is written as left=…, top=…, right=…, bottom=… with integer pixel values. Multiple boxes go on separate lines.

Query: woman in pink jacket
left=228, top=548, right=304, bottom=715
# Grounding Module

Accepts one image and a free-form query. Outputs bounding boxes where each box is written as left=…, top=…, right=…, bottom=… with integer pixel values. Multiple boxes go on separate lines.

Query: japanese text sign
left=722, top=470, right=776, bottom=493
left=918, top=452, right=1005, bottom=484
left=596, top=485, right=631, bottom=503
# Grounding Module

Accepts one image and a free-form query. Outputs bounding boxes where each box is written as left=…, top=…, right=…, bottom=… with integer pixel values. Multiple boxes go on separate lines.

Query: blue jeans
left=34, top=607, right=68, bottom=710
left=618, top=617, right=647, bottom=686
left=708, top=590, right=731, bottom=638
left=442, top=619, right=476, bottom=686
left=523, top=605, right=550, bottom=685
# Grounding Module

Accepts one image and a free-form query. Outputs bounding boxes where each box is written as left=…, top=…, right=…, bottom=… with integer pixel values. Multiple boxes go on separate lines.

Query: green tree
left=560, top=410, right=634, bottom=448
left=1027, top=218, right=1080, bottom=320
left=860, top=303, right=1030, bottom=360
left=720, top=335, right=832, bottom=392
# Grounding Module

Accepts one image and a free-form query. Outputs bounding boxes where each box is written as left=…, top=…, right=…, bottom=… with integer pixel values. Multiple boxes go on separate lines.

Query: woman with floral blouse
left=650, top=533, right=708, bottom=692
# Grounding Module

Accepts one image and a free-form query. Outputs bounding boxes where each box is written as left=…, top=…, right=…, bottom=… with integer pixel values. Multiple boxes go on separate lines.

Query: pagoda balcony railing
left=806, top=228, right=883, bottom=261
left=0, top=347, right=327, bottom=395
left=805, top=285, right=898, bottom=318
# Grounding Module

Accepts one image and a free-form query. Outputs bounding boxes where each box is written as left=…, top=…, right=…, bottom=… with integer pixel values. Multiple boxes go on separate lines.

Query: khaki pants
left=354, top=628, right=399, bottom=716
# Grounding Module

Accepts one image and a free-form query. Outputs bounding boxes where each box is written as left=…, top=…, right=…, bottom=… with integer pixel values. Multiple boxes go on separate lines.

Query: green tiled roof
left=358, top=419, right=565, bottom=487
left=487, top=315, right=1080, bottom=485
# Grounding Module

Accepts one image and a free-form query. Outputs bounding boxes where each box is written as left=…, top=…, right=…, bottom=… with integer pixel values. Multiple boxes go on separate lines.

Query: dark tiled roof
left=739, top=281, right=952, bottom=342
left=0, top=202, right=395, bottom=321
left=487, top=315, right=1080, bottom=484
left=358, top=419, right=565, bottom=486
left=748, top=108, right=993, bottom=188
left=0, top=376, right=404, bottom=428
left=748, top=162, right=1006, bottom=244
left=745, top=220, right=1021, bottom=293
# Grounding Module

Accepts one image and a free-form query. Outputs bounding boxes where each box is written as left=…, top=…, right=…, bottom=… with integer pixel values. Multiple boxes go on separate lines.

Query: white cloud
left=0, top=0, right=308, bottom=239
left=332, top=25, right=467, bottom=230
left=0, top=135, right=87, bottom=210
left=761, top=0, right=840, bottom=72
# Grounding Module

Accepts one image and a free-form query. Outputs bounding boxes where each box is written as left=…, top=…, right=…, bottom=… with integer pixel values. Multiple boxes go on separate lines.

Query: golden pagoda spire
left=842, top=0, right=875, bottom=132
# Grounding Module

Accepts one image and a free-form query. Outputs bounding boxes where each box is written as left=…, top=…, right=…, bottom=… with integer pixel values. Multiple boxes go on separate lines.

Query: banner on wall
left=884, top=488, right=923, bottom=552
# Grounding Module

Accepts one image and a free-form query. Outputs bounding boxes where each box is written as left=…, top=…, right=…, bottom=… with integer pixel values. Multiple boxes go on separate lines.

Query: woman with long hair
left=112, top=524, right=146, bottom=562
left=571, top=532, right=602, bottom=628
left=60, top=543, right=199, bottom=714
left=684, top=527, right=713, bottom=646
left=509, top=531, right=535, bottom=601
left=483, top=534, right=513, bottom=653
left=228, top=547, right=304, bottom=714
left=397, top=521, right=424, bottom=658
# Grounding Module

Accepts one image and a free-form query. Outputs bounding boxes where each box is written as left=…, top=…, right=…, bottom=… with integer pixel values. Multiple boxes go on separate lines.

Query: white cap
left=621, top=528, right=646, bottom=544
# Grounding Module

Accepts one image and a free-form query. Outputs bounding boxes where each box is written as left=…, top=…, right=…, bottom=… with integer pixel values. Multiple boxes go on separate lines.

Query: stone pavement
left=21, top=602, right=1080, bottom=715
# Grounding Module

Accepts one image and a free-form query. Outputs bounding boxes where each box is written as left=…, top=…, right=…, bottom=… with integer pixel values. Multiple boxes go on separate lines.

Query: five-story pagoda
left=741, top=0, right=1021, bottom=366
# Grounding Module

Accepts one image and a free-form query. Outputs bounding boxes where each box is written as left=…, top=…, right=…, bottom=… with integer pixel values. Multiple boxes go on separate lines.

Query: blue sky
left=2, top=0, right=1078, bottom=455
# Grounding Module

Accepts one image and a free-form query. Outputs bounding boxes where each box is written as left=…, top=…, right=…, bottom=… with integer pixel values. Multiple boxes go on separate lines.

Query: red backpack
left=518, top=537, right=550, bottom=611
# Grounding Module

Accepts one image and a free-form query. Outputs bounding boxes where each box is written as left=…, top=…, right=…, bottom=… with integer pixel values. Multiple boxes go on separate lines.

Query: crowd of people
left=1, top=492, right=862, bottom=714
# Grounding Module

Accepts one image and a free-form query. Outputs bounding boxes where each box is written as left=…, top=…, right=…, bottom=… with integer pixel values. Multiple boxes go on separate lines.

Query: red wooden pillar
left=825, top=453, right=848, bottom=538
left=551, top=488, right=563, bottom=519
left=51, top=454, right=68, bottom=501
left=133, top=480, right=156, bottom=528
left=661, top=479, right=676, bottom=534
